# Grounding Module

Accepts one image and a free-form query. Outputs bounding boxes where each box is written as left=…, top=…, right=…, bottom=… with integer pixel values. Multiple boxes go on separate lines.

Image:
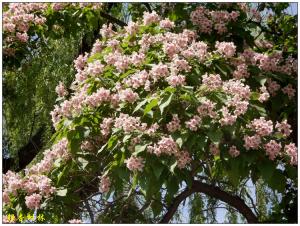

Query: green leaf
left=170, top=161, right=177, bottom=174
left=133, top=144, right=148, bottom=155
left=78, top=157, right=89, bottom=170
left=144, top=98, right=158, bottom=115
left=176, top=137, right=183, bottom=148
left=56, top=189, right=68, bottom=197
left=152, top=163, right=164, bottom=179
left=207, top=129, right=223, bottom=143
left=133, top=99, right=148, bottom=113
left=107, top=135, right=118, bottom=149
left=159, top=93, right=173, bottom=114
left=123, top=134, right=132, bottom=143
left=250, top=92, right=260, bottom=101
left=97, top=143, right=107, bottom=154
left=151, top=201, right=163, bottom=217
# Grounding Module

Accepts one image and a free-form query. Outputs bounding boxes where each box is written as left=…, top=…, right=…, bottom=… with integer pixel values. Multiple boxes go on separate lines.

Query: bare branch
left=160, top=180, right=258, bottom=223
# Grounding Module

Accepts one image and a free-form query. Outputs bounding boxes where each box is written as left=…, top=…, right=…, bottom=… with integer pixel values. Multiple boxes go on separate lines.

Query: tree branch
left=160, top=180, right=258, bottom=223
left=100, top=11, right=127, bottom=27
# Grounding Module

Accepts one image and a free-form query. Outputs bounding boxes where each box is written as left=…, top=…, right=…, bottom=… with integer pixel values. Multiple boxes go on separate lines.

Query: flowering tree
left=3, top=3, right=297, bottom=223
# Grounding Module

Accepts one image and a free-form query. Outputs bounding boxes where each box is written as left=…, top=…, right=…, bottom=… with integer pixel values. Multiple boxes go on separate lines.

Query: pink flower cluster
left=55, top=81, right=68, bottom=97
left=185, top=115, right=202, bottom=131
left=282, top=84, right=296, bottom=99
left=243, top=135, right=261, bottom=150
left=266, top=79, right=280, bottom=96
left=80, top=140, right=94, bottom=152
left=275, top=120, right=292, bottom=137
left=175, top=151, right=192, bottom=169
left=159, top=18, right=175, bottom=29
left=284, top=143, right=298, bottom=165
left=215, top=41, right=236, bottom=58
left=68, top=219, right=82, bottom=224
left=125, top=156, right=145, bottom=172
left=148, top=137, right=178, bottom=156
left=86, top=60, right=104, bottom=76
left=190, top=6, right=240, bottom=34
left=233, top=63, right=250, bottom=79
left=264, top=140, right=282, bottom=160
left=25, top=193, right=42, bottom=209
left=202, top=73, right=222, bottom=90
left=143, top=11, right=160, bottom=25
left=167, top=114, right=181, bottom=132
left=3, top=3, right=47, bottom=48
left=247, top=117, right=273, bottom=137
left=100, top=117, right=114, bottom=137
left=99, top=176, right=111, bottom=193
left=28, top=138, right=69, bottom=174
left=166, top=74, right=186, bottom=87
left=114, top=113, right=142, bottom=133
left=85, top=88, right=111, bottom=108
left=125, top=70, right=149, bottom=90
left=197, top=99, right=217, bottom=118
left=258, top=86, right=270, bottom=103
left=241, top=50, right=297, bottom=76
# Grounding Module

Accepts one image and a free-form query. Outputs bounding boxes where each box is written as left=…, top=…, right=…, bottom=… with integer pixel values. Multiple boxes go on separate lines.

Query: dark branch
left=160, top=180, right=258, bottom=223
left=100, top=11, right=127, bottom=27
left=143, top=3, right=152, bottom=12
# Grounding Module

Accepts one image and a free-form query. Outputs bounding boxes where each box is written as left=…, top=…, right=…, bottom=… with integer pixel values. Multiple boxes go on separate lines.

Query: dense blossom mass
left=3, top=3, right=297, bottom=223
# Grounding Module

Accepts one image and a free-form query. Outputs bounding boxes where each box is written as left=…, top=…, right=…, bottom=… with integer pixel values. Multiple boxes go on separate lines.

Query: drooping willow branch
left=160, top=180, right=258, bottom=223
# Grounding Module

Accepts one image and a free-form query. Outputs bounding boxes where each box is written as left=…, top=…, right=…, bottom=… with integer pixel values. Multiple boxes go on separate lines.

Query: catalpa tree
left=3, top=3, right=297, bottom=223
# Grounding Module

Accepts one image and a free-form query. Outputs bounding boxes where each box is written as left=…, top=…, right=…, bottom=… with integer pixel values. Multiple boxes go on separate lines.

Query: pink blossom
left=282, top=84, right=296, bottom=99
left=233, top=64, right=249, bottom=79
left=258, top=86, right=270, bottom=103
left=215, top=41, right=236, bottom=58
left=99, top=176, right=111, bottom=193
left=143, top=11, right=160, bottom=25
left=100, top=23, right=115, bottom=38
left=197, top=99, right=217, bottom=118
left=25, top=193, right=42, bottom=209
left=87, top=60, right=104, bottom=76
left=125, top=156, right=145, bottom=171
left=125, top=21, right=140, bottom=35
left=185, top=115, right=201, bottom=131
left=284, top=143, right=298, bottom=165
left=248, top=117, right=273, bottom=137
left=275, top=120, right=292, bottom=137
left=202, top=73, right=222, bottom=90
left=85, top=88, right=111, bottom=108
left=243, top=135, right=261, bottom=150
left=100, top=118, right=114, bottom=137
left=91, top=40, right=103, bottom=55
left=16, top=32, right=29, bottom=42
left=266, top=79, right=280, bottom=96
left=150, top=63, right=169, bottom=80
left=55, top=81, right=68, bottom=97
left=68, top=219, right=82, bottom=224
left=159, top=18, right=175, bottom=29
left=118, top=88, right=139, bottom=103
left=3, top=191, right=10, bottom=204
left=166, top=74, right=185, bottom=87
left=167, top=114, right=181, bottom=132
left=219, top=107, right=237, bottom=126
left=264, top=140, right=281, bottom=160
left=148, top=137, right=178, bottom=156
left=80, top=140, right=94, bottom=152
left=175, top=150, right=192, bottom=169
left=114, top=113, right=141, bottom=133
